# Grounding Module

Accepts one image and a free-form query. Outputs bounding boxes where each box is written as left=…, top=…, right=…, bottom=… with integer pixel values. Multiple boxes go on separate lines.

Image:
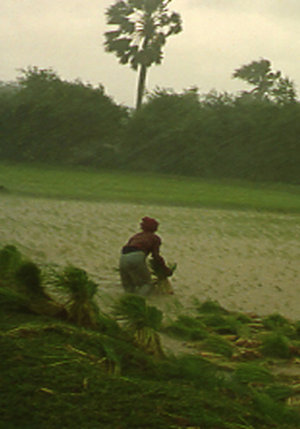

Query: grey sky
left=1, top=0, right=299, bottom=106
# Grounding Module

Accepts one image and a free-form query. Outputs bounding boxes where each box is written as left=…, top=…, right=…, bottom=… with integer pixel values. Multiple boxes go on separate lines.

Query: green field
left=1, top=162, right=300, bottom=212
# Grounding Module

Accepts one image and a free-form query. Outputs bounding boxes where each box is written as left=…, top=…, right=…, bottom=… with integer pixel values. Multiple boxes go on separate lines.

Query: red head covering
left=141, top=216, right=159, bottom=232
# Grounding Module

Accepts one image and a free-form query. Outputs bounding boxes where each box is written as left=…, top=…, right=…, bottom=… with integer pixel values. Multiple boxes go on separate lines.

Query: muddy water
left=1, top=195, right=299, bottom=320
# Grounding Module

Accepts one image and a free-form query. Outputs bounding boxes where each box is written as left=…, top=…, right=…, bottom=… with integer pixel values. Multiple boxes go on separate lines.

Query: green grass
left=1, top=162, right=300, bottom=212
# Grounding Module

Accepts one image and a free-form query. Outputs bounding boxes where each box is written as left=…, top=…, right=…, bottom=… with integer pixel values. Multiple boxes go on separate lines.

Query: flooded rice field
left=1, top=194, right=299, bottom=319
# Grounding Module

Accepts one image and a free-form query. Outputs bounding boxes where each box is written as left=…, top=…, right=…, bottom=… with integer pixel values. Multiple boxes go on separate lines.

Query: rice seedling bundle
left=234, top=362, right=274, bottom=385
left=260, top=332, right=291, bottom=359
left=113, top=294, right=164, bottom=357
left=0, top=245, right=22, bottom=283
left=55, top=266, right=100, bottom=328
left=149, top=257, right=177, bottom=295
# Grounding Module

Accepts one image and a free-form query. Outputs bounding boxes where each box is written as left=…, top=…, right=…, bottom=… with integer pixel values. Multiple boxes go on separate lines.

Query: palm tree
left=232, top=58, right=297, bottom=103
left=104, top=0, right=182, bottom=109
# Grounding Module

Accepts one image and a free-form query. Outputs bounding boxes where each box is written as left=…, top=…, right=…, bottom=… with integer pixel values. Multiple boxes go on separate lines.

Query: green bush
left=0, top=67, right=128, bottom=167
left=121, top=88, right=300, bottom=184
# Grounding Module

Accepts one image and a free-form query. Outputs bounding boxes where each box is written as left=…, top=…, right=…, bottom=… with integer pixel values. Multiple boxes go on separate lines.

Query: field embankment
left=1, top=162, right=300, bottom=212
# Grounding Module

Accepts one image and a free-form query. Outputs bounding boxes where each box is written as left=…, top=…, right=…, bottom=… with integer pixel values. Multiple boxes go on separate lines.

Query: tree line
left=0, top=65, right=299, bottom=184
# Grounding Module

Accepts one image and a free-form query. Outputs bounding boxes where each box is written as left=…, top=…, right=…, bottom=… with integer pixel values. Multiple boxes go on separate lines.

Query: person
left=119, top=216, right=172, bottom=296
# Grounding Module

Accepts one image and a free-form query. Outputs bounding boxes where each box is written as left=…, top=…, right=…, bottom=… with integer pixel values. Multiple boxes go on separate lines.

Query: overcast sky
left=1, top=0, right=299, bottom=106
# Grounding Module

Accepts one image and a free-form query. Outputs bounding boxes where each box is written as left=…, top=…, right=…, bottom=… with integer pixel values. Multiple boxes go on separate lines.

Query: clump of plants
left=202, top=334, right=234, bottom=358
left=0, top=244, right=45, bottom=297
left=15, top=261, right=47, bottom=297
left=0, top=244, right=22, bottom=284
left=206, top=314, right=246, bottom=336
left=0, top=244, right=66, bottom=318
left=264, top=383, right=294, bottom=402
left=251, top=391, right=300, bottom=427
left=263, top=313, right=290, bottom=330
left=294, top=321, right=300, bottom=339
left=262, top=313, right=296, bottom=338
left=233, top=362, right=274, bottom=385
left=196, top=299, right=229, bottom=315
left=0, top=286, right=30, bottom=312
left=163, top=314, right=208, bottom=341
left=260, top=332, right=291, bottom=359
left=15, top=260, right=68, bottom=318
left=194, top=299, right=252, bottom=337
left=113, top=294, right=164, bottom=357
left=55, top=265, right=100, bottom=328
left=158, top=354, right=224, bottom=390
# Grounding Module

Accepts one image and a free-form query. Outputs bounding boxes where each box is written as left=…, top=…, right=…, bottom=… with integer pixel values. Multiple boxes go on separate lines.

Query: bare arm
left=151, top=238, right=172, bottom=277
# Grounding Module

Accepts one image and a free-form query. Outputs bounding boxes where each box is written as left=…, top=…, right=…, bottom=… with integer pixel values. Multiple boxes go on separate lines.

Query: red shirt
left=123, top=230, right=172, bottom=276
left=126, top=231, right=161, bottom=258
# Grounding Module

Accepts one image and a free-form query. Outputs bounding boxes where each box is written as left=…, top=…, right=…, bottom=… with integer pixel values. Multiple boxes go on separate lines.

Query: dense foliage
left=121, top=88, right=300, bottom=183
left=0, top=67, right=128, bottom=167
left=0, top=66, right=299, bottom=183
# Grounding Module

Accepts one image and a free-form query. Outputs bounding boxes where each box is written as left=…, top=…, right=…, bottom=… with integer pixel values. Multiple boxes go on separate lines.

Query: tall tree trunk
left=135, top=34, right=149, bottom=110
left=136, top=64, right=148, bottom=110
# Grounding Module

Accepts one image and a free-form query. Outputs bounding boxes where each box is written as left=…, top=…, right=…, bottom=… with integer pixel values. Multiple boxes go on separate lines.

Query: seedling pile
left=1, top=244, right=300, bottom=428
